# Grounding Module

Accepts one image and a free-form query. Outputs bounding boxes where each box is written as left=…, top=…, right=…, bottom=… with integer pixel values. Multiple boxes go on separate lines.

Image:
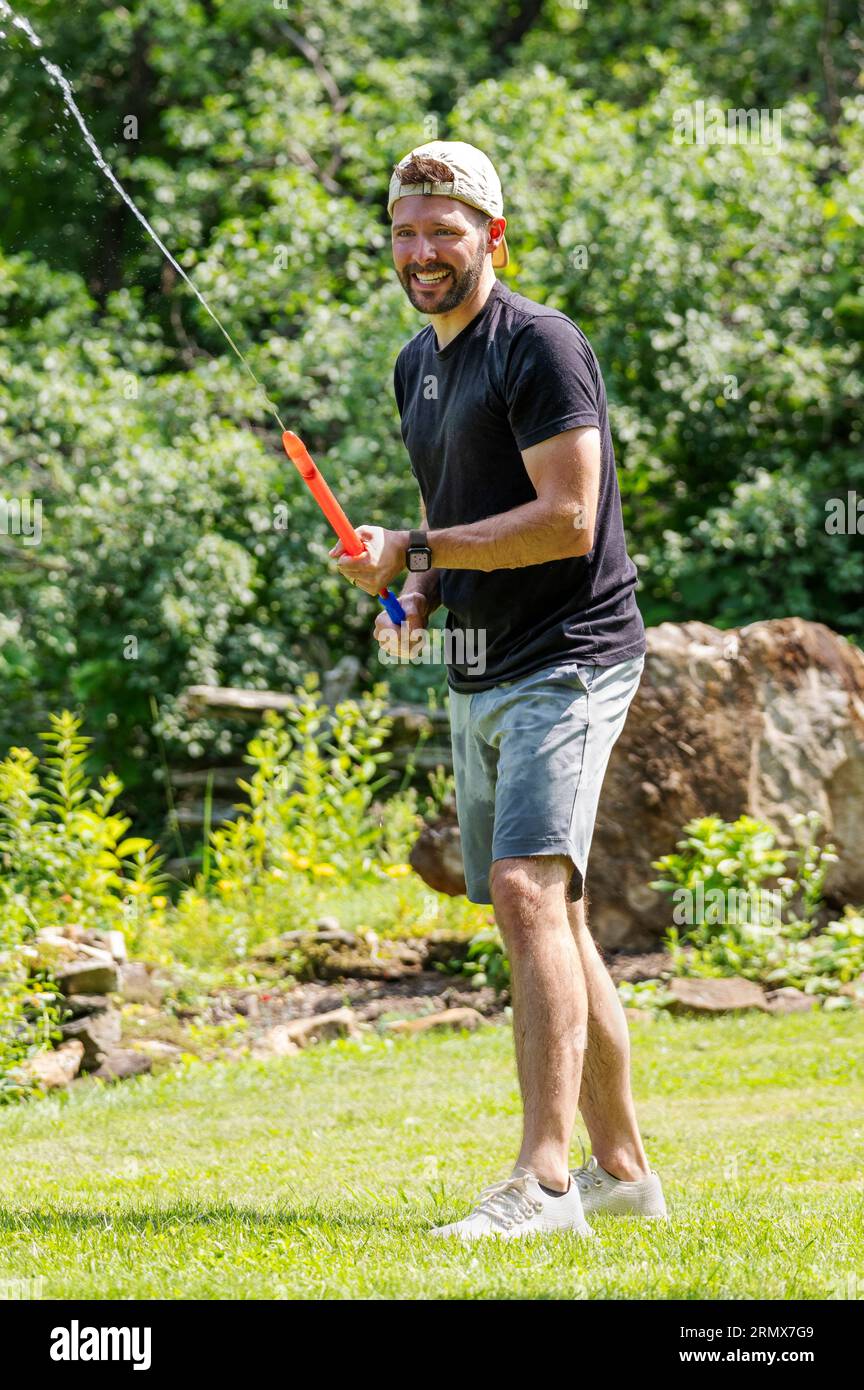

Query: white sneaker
left=430, top=1167, right=593, bottom=1241
left=571, top=1145, right=668, bottom=1219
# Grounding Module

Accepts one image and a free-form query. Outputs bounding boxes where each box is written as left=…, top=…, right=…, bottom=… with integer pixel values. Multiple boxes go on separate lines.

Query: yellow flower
left=295, top=857, right=310, bottom=870
left=217, top=879, right=233, bottom=893
left=311, top=863, right=336, bottom=877
left=383, top=864, right=412, bottom=878
left=151, top=896, right=168, bottom=910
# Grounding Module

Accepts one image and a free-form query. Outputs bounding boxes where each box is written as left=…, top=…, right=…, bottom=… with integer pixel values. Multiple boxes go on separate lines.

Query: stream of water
left=0, top=0, right=287, bottom=432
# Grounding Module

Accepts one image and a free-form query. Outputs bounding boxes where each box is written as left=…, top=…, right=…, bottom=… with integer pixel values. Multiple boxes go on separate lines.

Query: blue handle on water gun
left=379, top=589, right=407, bottom=624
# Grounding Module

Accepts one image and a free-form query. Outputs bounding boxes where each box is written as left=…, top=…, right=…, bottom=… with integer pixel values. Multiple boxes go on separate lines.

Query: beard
left=400, top=238, right=487, bottom=314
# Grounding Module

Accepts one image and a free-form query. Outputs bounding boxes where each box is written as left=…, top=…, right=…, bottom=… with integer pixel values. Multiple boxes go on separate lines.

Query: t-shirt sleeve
left=504, top=317, right=601, bottom=451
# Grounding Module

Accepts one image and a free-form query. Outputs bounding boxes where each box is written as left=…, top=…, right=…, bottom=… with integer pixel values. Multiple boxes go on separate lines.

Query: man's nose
left=413, top=236, right=439, bottom=264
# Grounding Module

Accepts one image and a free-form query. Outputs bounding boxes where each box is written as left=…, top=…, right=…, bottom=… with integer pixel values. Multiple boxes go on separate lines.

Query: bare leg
left=566, top=895, right=650, bottom=1181
left=490, top=854, right=585, bottom=1192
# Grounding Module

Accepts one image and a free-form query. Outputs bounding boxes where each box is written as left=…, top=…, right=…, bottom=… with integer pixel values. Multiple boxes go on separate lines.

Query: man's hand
left=373, top=590, right=429, bottom=661
left=329, top=525, right=409, bottom=594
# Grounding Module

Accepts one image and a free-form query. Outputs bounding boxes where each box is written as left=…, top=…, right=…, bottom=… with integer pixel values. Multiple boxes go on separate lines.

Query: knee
left=489, top=858, right=551, bottom=933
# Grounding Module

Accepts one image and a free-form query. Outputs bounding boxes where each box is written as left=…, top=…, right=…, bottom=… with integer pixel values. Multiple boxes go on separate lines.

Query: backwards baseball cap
left=387, top=140, right=509, bottom=269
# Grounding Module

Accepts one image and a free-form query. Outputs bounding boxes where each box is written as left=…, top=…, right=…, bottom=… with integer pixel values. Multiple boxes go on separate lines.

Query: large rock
left=63, top=994, right=113, bottom=1019
left=90, top=1049, right=153, bottom=1082
left=117, top=962, right=168, bottom=1006
left=55, top=957, right=118, bottom=997
left=60, top=1009, right=122, bottom=1069
left=274, top=1007, right=360, bottom=1047
left=666, top=977, right=768, bottom=1015
left=17, top=1041, right=84, bottom=1090
left=385, top=1007, right=485, bottom=1035
left=409, top=619, right=864, bottom=950
left=765, top=986, right=818, bottom=1014
left=250, top=1026, right=301, bottom=1059
left=250, top=1010, right=360, bottom=1057
left=409, top=813, right=465, bottom=897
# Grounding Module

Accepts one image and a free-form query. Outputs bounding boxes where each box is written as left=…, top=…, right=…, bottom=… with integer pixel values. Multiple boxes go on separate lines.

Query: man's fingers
left=373, top=616, right=411, bottom=655
left=373, top=610, right=394, bottom=633
left=337, top=555, right=372, bottom=576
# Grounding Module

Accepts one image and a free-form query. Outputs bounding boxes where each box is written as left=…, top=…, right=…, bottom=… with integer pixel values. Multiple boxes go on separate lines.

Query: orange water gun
left=281, top=432, right=406, bottom=624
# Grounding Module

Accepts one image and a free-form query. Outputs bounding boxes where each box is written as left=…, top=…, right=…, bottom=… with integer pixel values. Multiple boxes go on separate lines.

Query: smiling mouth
left=411, top=269, right=451, bottom=288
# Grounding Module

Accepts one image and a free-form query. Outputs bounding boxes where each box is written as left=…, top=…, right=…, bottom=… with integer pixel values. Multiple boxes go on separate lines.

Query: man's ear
left=488, top=215, right=506, bottom=254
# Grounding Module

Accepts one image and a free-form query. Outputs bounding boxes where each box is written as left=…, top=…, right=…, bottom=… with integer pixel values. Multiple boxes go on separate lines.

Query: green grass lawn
left=0, top=1011, right=861, bottom=1300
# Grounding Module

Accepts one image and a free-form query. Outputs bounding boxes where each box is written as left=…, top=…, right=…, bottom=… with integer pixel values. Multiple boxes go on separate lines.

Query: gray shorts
left=447, top=655, right=645, bottom=904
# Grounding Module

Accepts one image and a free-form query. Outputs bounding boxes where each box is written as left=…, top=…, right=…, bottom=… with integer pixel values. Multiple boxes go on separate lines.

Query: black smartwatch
left=406, top=529, right=433, bottom=572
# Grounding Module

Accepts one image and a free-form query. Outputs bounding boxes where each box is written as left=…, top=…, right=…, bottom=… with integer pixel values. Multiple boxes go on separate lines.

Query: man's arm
left=425, top=425, right=600, bottom=572
left=333, top=427, right=600, bottom=593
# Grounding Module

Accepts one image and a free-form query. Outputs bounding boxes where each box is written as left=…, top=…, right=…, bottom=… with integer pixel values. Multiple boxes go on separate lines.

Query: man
left=330, top=140, right=667, bottom=1239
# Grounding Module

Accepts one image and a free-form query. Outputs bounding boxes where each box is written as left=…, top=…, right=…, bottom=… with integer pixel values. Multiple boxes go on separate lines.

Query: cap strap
left=395, top=179, right=457, bottom=199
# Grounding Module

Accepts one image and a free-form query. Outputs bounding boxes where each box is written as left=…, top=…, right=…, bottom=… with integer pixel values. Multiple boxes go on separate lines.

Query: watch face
left=408, top=552, right=428, bottom=571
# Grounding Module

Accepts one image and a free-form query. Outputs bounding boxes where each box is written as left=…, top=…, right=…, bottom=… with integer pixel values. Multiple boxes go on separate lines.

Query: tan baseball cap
left=388, top=140, right=509, bottom=269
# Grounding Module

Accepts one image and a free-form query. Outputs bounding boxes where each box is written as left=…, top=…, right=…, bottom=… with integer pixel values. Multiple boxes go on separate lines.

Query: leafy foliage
left=0, top=962, right=61, bottom=1104
left=651, top=812, right=864, bottom=995
left=210, top=678, right=402, bottom=886
left=0, top=0, right=861, bottom=817
left=438, top=925, right=512, bottom=996
left=0, top=711, right=166, bottom=939
left=0, top=695, right=478, bottom=1085
left=134, top=679, right=482, bottom=969
left=0, top=710, right=165, bottom=1099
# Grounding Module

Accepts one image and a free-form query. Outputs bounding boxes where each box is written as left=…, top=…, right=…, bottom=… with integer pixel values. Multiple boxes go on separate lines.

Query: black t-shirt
left=393, top=279, right=646, bottom=692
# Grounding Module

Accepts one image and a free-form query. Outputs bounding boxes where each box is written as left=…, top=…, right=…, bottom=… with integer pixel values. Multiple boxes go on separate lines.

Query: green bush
left=209, top=676, right=407, bottom=886
left=0, top=696, right=482, bottom=1009
left=134, top=678, right=485, bottom=972
left=0, top=710, right=166, bottom=941
left=616, top=978, right=673, bottom=1015
left=439, top=926, right=512, bottom=996
left=650, top=812, right=864, bottom=996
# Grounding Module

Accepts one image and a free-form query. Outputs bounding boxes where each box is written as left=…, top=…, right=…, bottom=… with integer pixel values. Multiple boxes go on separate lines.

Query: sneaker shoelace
left=572, top=1138, right=604, bottom=1193
left=471, top=1174, right=544, bottom=1231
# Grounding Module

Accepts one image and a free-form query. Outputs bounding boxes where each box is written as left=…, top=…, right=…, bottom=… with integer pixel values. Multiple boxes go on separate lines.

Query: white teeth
left=414, top=270, right=449, bottom=283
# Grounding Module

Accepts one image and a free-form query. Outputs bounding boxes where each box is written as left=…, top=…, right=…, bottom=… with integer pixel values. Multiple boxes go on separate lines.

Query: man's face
left=391, top=195, right=490, bottom=313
